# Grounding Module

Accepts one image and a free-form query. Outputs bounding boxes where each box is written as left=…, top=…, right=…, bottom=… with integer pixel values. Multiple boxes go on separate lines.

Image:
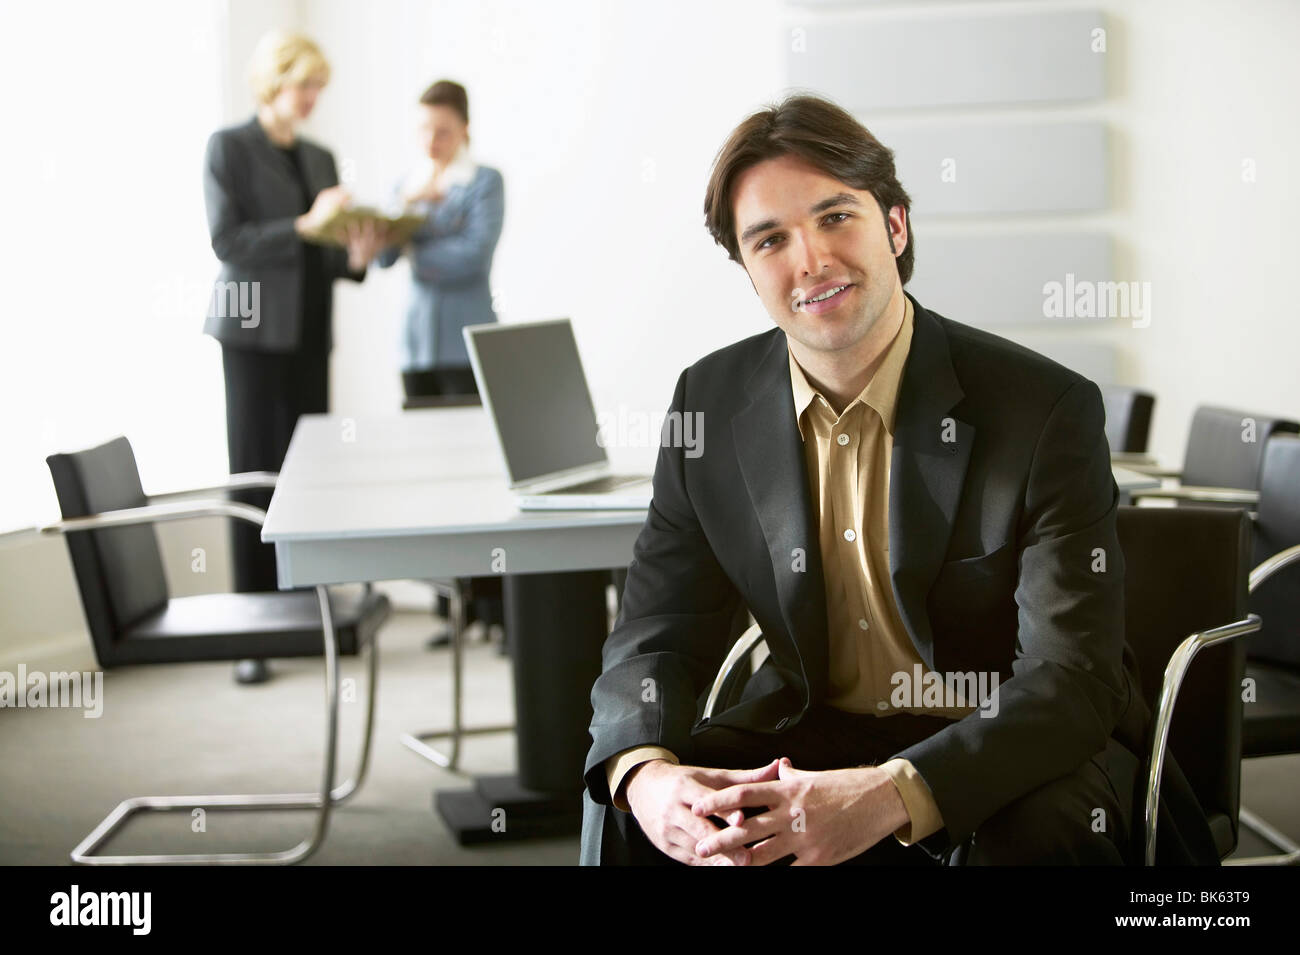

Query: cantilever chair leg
left=71, top=584, right=376, bottom=865
left=328, top=583, right=380, bottom=805
left=1224, top=808, right=1300, bottom=866
left=400, top=580, right=512, bottom=774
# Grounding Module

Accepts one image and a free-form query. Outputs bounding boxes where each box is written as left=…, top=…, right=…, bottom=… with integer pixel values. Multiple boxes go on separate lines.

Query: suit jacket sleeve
left=584, top=367, right=745, bottom=805
left=893, top=377, right=1130, bottom=845
left=203, top=130, right=300, bottom=270
left=409, top=170, right=504, bottom=285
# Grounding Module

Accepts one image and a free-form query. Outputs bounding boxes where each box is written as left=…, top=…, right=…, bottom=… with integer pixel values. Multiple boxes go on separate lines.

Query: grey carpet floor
left=1, top=608, right=1296, bottom=865
left=0, top=608, right=578, bottom=865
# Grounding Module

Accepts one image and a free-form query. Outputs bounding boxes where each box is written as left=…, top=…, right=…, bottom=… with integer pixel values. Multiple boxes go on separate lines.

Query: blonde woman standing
left=203, top=32, right=385, bottom=683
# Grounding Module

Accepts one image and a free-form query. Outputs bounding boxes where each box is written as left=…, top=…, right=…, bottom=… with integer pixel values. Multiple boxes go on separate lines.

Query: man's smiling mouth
left=792, top=283, right=855, bottom=311
left=804, top=285, right=849, bottom=304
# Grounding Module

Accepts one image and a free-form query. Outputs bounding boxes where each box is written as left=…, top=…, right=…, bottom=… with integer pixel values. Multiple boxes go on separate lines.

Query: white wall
left=1103, top=0, right=1300, bottom=465
left=305, top=0, right=1300, bottom=471
left=304, top=0, right=790, bottom=437
left=3, top=0, right=1298, bottom=659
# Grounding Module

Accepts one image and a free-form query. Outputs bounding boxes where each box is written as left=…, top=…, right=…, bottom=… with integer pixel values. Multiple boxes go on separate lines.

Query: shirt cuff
left=878, top=757, right=943, bottom=845
left=605, top=746, right=679, bottom=812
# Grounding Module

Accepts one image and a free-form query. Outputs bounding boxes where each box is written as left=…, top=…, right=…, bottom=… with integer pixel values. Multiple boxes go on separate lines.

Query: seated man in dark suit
left=580, top=93, right=1219, bottom=866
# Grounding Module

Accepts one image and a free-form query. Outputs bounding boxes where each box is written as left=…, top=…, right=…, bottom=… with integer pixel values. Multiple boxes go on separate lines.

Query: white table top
left=263, top=408, right=1164, bottom=588
left=262, top=409, right=653, bottom=587
left=1111, top=465, right=1162, bottom=493
left=263, top=408, right=651, bottom=541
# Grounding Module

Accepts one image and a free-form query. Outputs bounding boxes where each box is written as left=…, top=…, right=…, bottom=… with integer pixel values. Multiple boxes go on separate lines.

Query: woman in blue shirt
left=378, top=80, right=505, bottom=399
left=378, top=80, right=507, bottom=641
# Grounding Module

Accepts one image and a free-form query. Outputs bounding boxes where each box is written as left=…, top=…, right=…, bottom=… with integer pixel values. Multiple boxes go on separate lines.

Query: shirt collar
left=789, top=293, right=914, bottom=441
left=436, top=143, right=478, bottom=190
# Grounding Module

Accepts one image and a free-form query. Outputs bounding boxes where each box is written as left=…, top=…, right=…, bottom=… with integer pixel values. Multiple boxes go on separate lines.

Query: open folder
left=299, top=207, right=426, bottom=248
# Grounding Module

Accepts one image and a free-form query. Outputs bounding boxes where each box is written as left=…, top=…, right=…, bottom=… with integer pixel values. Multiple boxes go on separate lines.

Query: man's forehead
left=734, top=159, right=871, bottom=243
left=733, top=155, right=850, bottom=201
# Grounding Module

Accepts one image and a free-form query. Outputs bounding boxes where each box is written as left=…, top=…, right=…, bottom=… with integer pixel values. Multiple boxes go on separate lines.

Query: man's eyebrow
left=738, top=192, right=863, bottom=245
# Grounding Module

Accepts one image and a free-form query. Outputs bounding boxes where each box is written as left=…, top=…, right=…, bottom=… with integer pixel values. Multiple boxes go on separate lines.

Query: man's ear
left=888, top=205, right=908, bottom=259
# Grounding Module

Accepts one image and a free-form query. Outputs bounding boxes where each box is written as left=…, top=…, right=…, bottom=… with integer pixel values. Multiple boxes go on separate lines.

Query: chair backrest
left=1249, top=434, right=1300, bottom=668
left=1116, top=505, right=1250, bottom=851
left=1101, top=386, right=1155, bottom=454
left=1182, top=405, right=1300, bottom=489
left=46, top=436, right=169, bottom=666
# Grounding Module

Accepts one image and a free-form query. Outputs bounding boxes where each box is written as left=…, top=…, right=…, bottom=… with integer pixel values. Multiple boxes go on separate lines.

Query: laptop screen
left=465, top=319, right=608, bottom=485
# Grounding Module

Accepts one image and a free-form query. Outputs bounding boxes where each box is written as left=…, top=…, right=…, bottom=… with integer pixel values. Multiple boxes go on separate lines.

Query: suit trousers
left=221, top=343, right=328, bottom=595
left=602, top=704, right=1136, bottom=865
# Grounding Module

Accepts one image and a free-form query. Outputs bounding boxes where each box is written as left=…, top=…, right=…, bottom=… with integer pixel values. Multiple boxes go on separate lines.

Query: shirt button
left=836, top=433, right=850, bottom=446
left=858, top=618, right=870, bottom=631
left=843, top=529, right=857, bottom=542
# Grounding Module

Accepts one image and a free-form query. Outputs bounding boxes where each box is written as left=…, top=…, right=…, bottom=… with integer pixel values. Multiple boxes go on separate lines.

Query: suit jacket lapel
left=732, top=330, right=829, bottom=706
left=242, top=116, right=330, bottom=197
left=889, top=296, right=973, bottom=670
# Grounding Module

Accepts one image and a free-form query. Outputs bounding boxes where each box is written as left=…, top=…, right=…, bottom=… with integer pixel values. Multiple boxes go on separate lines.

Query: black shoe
left=235, top=659, right=272, bottom=685
left=424, top=631, right=452, bottom=650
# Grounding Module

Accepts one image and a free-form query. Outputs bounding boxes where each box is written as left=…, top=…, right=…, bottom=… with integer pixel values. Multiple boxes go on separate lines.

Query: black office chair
left=1101, top=385, right=1155, bottom=456
left=1128, top=405, right=1300, bottom=508
left=1116, top=506, right=1258, bottom=864
left=1232, top=434, right=1300, bottom=864
left=704, top=507, right=1260, bottom=865
left=42, top=436, right=389, bottom=865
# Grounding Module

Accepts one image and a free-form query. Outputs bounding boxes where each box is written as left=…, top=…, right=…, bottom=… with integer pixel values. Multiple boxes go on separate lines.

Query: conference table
left=263, top=407, right=651, bottom=842
left=262, top=407, right=1162, bottom=843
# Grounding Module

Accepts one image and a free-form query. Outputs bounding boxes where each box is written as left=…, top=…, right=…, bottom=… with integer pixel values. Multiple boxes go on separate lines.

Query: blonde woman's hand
left=344, top=219, right=388, bottom=271
left=296, top=185, right=351, bottom=235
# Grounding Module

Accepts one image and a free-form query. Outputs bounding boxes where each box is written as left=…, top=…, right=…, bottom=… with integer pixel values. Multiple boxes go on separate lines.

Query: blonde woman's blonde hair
left=248, top=31, right=330, bottom=104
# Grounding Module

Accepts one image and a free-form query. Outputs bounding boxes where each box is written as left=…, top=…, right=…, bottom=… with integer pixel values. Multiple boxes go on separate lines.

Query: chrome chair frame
left=39, top=472, right=379, bottom=865
left=1225, top=542, right=1300, bottom=866
left=399, top=578, right=513, bottom=773
left=1142, top=614, right=1261, bottom=865
left=702, top=615, right=1269, bottom=867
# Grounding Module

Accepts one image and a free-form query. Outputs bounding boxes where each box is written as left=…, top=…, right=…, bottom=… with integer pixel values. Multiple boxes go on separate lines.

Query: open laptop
left=463, top=318, right=653, bottom=510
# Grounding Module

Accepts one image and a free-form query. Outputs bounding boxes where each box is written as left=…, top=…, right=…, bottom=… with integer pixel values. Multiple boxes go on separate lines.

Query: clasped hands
left=623, top=756, right=910, bottom=866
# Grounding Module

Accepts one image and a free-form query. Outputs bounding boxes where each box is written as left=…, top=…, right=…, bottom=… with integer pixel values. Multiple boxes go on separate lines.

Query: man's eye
left=756, top=234, right=781, bottom=251
left=825, top=212, right=851, bottom=225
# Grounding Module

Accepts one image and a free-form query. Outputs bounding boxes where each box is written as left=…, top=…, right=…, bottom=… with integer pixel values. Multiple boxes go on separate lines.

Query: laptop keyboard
left=554, top=474, right=648, bottom=494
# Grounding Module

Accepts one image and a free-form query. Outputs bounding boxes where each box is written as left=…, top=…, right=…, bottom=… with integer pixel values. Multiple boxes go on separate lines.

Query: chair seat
left=107, top=589, right=390, bottom=667
left=1243, top=661, right=1300, bottom=757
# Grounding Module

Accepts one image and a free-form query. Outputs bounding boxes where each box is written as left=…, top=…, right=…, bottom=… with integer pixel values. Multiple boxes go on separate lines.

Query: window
left=0, top=1, right=229, bottom=531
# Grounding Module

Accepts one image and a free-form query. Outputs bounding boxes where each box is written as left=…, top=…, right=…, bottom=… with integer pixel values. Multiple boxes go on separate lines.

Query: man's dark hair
left=703, top=93, right=914, bottom=285
left=419, top=79, right=469, bottom=126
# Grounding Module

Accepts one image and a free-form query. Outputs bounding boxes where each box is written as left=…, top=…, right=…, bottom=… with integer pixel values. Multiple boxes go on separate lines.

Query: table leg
left=433, top=570, right=611, bottom=844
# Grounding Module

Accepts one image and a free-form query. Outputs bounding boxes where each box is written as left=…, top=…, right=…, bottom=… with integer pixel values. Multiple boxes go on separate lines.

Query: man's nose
left=792, top=231, right=833, bottom=276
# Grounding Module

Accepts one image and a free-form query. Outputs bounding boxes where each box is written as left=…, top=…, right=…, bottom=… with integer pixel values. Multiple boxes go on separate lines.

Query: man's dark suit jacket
left=581, top=293, right=1220, bottom=866
left=202, top=117, right=359, bottom=353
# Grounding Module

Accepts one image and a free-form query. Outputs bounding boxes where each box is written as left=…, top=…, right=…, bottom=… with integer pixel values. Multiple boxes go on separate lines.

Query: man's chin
left=790, top=317, right=873, bottom=354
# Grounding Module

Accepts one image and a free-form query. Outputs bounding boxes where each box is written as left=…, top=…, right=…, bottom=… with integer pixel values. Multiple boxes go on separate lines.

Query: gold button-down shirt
left=607, top=296, right=974, bottom=847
